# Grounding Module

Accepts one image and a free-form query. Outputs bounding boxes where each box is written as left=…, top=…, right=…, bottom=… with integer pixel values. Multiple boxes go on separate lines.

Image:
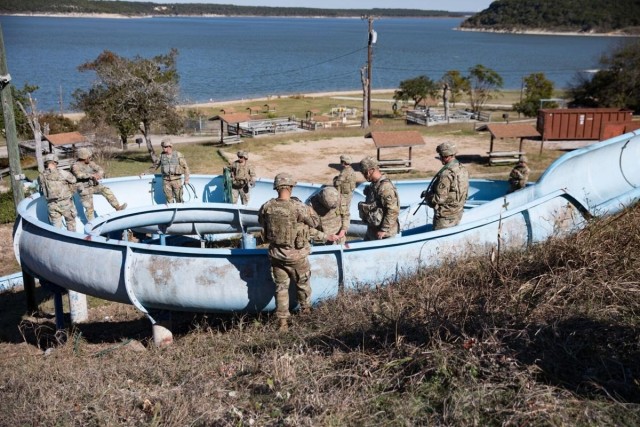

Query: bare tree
left=465, top=64, right=504, bottom=114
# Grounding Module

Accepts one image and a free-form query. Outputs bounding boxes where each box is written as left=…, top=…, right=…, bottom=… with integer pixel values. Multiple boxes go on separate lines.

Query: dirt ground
left=218, top=133, right=498, bottom=186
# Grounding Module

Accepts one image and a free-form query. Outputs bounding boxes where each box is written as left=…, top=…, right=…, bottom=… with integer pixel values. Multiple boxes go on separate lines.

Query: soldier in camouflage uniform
left=358, top=156, right=400, bottom=241
left=308, top=186, right=349, bottom=245
left=38, top=154, right=77, bottom=232
left=230, top=150, right=256, bottom=205
left=258, top=172, right=320, bottom=331
left=332, top=154, right=356, bottom=226
left=150, top=138, right=190, bottom=203
left=507, top=155, right=530, bottom=193
left=422, top=142, right=469, bottom=230
left=71, top=147, right=127, bottom=220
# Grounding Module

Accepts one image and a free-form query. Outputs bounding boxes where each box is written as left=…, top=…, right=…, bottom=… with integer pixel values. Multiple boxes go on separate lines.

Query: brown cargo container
left=537, top=108, right=633, bottom=141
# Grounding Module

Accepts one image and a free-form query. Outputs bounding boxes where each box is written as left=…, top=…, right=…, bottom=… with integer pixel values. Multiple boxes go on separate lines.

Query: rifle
left=412, top=197, right=428, bottom=215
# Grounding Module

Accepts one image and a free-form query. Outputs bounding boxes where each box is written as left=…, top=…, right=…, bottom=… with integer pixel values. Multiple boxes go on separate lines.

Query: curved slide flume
left=12, top=131, right=640, bottom=342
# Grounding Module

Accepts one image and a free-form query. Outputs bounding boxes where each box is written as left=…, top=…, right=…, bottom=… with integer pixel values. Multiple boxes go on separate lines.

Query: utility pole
left=0, top=24, right=24, bottom=206
left=0, top=24, right=36, bottom=312
left=362, top=15, right=376, bottom=124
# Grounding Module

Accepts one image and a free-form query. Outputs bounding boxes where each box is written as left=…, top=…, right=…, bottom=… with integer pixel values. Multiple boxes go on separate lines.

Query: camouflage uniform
left=333, top=155, right=357, bottom=225
left=39, top=157, right=77, bottom=232
left=507, top=157, right=530, bottom=193
left=71, top=153, right=125, bottom=220
left=230, top=153, right=256, bottom=205
left=426, top=160, right=469, bottom=230
left=308, top=187, right=349, bottom=245
left=258, top=175, right=320, bottom=321
left=360, top=174, right=400, bottom=241
left=156, top=150, right=190, bottom=203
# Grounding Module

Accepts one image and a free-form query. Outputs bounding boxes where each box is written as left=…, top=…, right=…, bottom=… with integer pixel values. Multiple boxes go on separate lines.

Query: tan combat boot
left=117, top=203, right=128, bottom=211
left=278, top=318, right=288, bottom=332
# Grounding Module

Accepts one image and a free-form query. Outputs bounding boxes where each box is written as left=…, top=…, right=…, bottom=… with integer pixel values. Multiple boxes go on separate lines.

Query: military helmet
left=436, top=142, right=457, bottom=157
left=339, top=154, right=352, bottom=164
left=273, top=172, right=296, bottom=189
left=237, top=150, right=248, bottom=159
left=519, top=155, right=528, bottom=163
left=77, top=147, right=92, bottom=160
left=359, top=156, right=378, bottom=171
left=318, top=186, right=340, bottom=210
left=43, top=153, right=59, bottom=164
left=160, top=137, right=173, bottom=148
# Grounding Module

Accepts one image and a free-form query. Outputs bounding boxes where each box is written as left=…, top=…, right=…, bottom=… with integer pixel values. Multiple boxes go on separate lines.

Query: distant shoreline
left=8, top=13, right=638, bottom=37
left=456, top=27, right=639, bottom=37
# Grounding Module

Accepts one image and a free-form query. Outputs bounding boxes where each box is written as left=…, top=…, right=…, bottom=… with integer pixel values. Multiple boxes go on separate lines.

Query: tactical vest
left=232, top=161, right=251, bottom=186
left=262, top=199, right=307, bottom=248
left=334, top=167, right=356, bottom=195
left=40, top=169, right=74, bottom=201
left=359, top=178, right=398, bottom=226
left=160, top=152, right=184, bottom=176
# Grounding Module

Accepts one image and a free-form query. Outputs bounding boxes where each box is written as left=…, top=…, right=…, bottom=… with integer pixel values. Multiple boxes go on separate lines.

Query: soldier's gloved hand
left=420, top=190, right=427, bottom=199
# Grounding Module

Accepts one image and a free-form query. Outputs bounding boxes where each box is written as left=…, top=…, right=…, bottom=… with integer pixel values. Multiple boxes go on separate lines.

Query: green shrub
left=0, top=191, right=17, bottom=224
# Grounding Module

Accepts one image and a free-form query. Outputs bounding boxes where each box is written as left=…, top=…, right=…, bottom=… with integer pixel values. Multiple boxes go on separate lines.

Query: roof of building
left=366, top=131, right=425, bottom=148
left=486, top=123, right=540, bottom=139
left=43, top=131, right=88, bottom=146
left=209, top=113, right=253, bottom=123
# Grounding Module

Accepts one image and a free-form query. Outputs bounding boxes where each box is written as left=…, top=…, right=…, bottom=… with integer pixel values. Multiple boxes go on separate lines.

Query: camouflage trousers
left=80, top=184, right=121, bottom=221
left=269, top=256, right=312, bottom=319
left=433, top=210, right=463, bottom=231
left=232, top=185, right=250, bottom=205
left=163, top=177, right=183, bottom=203
left=47, top=197, right=77, bottom=232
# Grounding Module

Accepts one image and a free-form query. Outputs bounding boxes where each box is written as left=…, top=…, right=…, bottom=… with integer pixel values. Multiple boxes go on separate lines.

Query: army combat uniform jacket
left=359, top=174, right=400, bottom=240
left=426, top=160, right=469, bottom=229
left=39, top=167, right=77, bottom=231
left=307, top=193, right=349, bottom=245
left=230, top=160, right=255, bottom=188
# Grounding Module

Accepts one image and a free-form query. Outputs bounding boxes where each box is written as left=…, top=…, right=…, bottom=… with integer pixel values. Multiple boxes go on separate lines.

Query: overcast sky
left=145, top=1, right=494, bottom=13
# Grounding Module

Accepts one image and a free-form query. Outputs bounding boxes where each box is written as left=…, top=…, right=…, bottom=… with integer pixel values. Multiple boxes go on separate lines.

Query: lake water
left=0, top=15, right=626, bottom=112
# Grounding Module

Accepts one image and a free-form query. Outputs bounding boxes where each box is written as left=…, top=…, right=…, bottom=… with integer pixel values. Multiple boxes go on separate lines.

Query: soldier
left=149, top=137, right=190, bottom=203
left=38, top=154, right=77, bottom=232
left=507, top=155, right=530, bottom=193
left=357, top=156, right=400, bottom=241
left=308, top=186, right=349, bottom=245
left=332, top=154, right=356, bottom=225
left=230, top=150, right=256, bottom=205
left=258, top=172, right=320, bottom=331
left=421, top=142, right=469, bottom=230
left=71, top=147, right=127, bottom=220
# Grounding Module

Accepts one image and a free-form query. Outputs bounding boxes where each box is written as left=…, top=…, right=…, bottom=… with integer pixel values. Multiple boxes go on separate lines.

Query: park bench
left=221, top=134, right=241, bottom=145
left=487, top=150, right=524, bottom=165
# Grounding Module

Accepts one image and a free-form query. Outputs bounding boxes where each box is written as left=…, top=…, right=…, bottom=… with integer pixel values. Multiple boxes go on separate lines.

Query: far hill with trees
left=461, top=0, right=640, bottom=35
left=0, top=0, right=467, bottom=18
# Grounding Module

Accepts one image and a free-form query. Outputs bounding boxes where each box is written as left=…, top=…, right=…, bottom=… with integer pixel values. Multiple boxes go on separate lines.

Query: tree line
left=0, top=0, right=466, bottom=18
left=461, top=0, right=640, bottom=34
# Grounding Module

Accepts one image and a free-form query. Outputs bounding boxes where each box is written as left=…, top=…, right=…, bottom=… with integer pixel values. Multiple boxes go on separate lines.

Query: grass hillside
left=1, top=201, right=638, bottom=425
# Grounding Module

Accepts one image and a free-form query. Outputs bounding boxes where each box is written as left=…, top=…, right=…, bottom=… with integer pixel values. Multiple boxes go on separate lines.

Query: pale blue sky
left=145, top=1, right=494, bottom=13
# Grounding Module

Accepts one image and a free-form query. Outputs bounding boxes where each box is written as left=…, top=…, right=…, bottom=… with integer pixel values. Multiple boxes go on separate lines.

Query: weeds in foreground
left=1, top=204, right=639, bottom=425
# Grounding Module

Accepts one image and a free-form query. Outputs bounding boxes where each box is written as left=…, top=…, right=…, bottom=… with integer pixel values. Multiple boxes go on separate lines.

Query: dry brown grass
left=1, top=202, right=639, bottom=425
